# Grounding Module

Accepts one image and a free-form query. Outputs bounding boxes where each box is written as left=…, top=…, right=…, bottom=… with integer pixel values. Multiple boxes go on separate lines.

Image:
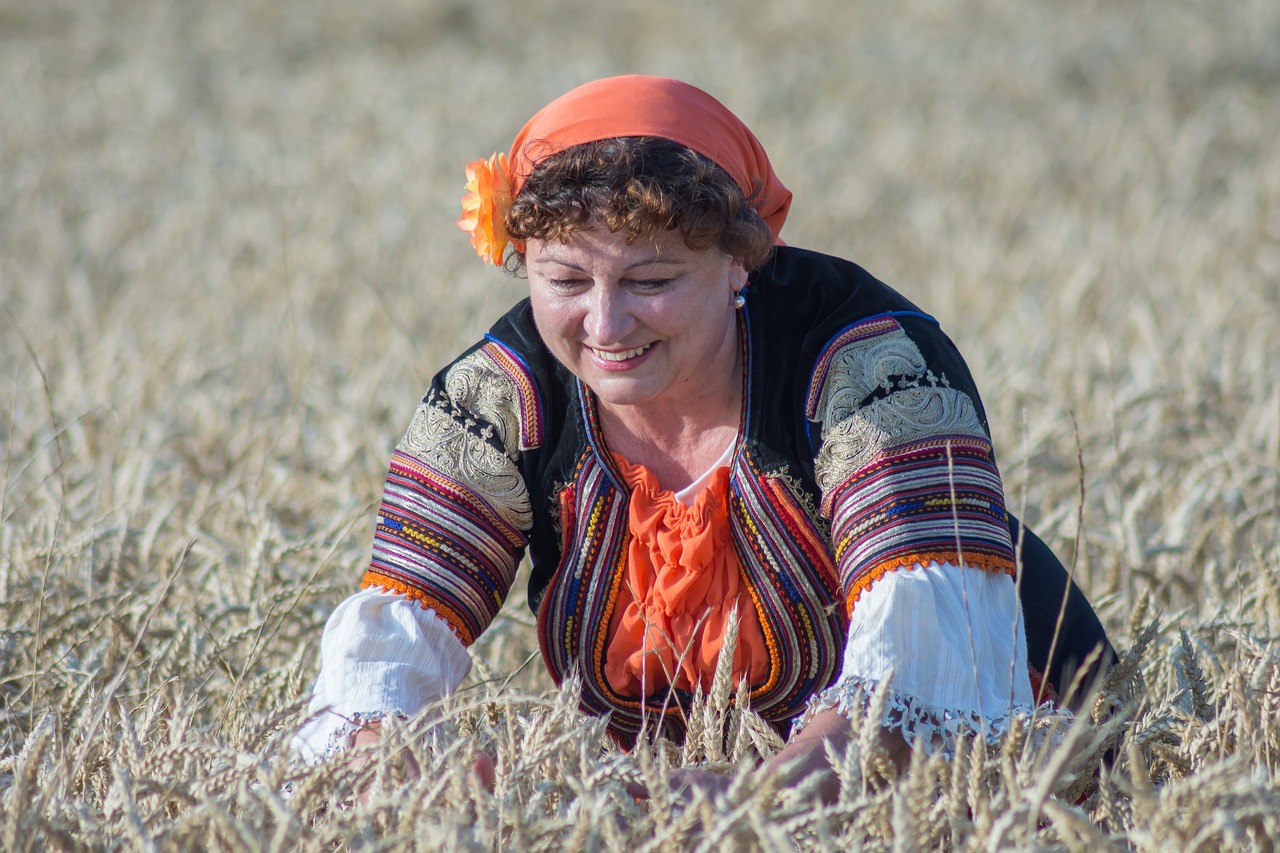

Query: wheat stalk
left=2, top=0, right=1278, bottom=847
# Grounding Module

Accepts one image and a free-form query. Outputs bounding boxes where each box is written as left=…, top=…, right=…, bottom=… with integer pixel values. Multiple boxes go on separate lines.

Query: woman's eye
left=627, top=278, right=673, bottom=291
left=548, top=278, right=588, bottom=290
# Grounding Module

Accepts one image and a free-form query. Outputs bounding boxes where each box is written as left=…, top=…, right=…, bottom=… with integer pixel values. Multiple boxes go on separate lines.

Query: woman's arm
left=295, top=340, right=540, bottom=761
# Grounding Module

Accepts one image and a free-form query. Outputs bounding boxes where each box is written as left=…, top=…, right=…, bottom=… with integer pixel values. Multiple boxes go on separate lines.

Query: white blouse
left=799, top=561, right=1036, bottom=748
left=291, top=588, right=472, bottom=761
left=291, top=558, right=1035, bottom=760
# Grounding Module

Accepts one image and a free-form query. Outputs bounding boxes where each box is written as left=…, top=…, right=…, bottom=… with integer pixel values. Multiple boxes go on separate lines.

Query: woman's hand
left=625, top=767, right=732, bottom=804
left=762, top=707, right=910, bottom=802
left=667, top=767, right=733, bottom=800
left=350, top=721, right=495, bottom=798
left=349, top=720, right=420, bottom=802
left=630, top=708, right=908, bottom=806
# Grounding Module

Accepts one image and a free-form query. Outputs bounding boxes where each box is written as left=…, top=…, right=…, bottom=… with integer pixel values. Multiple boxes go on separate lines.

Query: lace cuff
left=312, top=709, right=406, bottom=761
left=797, top=673, right=1059, bottom=754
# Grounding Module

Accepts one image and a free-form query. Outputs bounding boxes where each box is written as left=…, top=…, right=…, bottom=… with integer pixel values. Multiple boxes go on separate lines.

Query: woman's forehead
left=528, top=227, right=704, bottom=267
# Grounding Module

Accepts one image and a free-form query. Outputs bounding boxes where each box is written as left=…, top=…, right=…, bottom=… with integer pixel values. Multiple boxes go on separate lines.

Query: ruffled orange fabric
left=604, top=454, right=769, bottom=697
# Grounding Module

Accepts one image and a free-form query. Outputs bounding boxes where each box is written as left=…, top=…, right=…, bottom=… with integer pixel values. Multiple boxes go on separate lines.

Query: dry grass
left=2, top=0, right=1279, bottom=848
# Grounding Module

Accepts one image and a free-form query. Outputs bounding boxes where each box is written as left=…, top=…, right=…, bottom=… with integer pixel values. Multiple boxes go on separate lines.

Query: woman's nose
left=584, top=286, right=633, bottom=343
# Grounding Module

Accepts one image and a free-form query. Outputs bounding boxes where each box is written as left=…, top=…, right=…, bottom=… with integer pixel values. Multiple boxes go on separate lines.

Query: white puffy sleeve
left=290, top=587, right=472, bottom=762
left=803, top=561, right=1036, bottom=747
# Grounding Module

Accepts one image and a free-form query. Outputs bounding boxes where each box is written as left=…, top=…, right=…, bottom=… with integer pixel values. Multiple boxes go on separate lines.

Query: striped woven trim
left=480, top=337, right=544, bottom=449
left=831, top=436, right=1015, bottom=616
left=535, top=457, right=641, bottom=722
left=727, top=465, right=845, bottom=721
left=535, top=450, right=846, bottom=746
left=362, top=448, right=526, bottom=647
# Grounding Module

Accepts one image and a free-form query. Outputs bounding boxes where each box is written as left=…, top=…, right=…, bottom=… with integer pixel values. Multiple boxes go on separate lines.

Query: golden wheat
left=3, top=0, right=1279, bottom=848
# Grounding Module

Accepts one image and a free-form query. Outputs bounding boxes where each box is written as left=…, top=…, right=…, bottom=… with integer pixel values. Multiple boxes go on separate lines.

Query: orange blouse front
left=603, top=453, right=770, bottom=697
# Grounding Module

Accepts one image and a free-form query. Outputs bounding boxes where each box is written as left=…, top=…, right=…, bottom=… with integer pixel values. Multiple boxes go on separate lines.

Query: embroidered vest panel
left=534, top=446, right=845, bottom=746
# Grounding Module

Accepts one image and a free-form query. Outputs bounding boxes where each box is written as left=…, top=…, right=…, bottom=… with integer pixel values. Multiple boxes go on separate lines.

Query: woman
left=293, top=76, right=1113, bottom=794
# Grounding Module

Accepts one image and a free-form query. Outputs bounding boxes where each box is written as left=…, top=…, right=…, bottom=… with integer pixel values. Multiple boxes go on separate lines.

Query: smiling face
left=527, top=226, right=747, bottom=419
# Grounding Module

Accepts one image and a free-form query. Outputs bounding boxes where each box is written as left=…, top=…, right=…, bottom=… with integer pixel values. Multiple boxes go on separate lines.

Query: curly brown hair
left=504, top=137, right=775, bottom=271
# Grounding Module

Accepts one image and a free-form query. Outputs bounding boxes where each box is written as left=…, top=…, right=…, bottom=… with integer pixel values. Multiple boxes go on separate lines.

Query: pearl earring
left=733, top=291, right=746, bottom=309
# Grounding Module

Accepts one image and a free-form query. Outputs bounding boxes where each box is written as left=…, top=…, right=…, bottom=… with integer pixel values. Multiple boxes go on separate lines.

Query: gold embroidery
left=814, top=330, right=928, bottom=425
left=442, top=348, right=525, bottom=454
left=812, top=325, right=988, bottom=494
left=397, top=349, right=533, bottom=531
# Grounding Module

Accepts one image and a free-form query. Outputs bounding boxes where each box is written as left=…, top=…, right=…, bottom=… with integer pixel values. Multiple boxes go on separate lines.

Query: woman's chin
left=574, top=355, right=667, bottom=408
left=587, top=380, right=660, bottom=410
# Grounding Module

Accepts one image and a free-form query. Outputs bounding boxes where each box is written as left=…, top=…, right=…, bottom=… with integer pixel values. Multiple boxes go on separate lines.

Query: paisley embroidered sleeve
left=806, top=315, right=1016, bottom=618
left=361, top=341, right=541, bottom=646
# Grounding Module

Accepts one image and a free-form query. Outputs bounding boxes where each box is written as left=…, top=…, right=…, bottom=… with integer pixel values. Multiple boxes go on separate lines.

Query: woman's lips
left=587, top=342, right=655, bottom=369
left=590, top=343, right=652, bottom=361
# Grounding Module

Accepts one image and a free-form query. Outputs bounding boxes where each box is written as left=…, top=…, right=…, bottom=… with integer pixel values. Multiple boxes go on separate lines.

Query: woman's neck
left=602, top=409, right=739, bottom=492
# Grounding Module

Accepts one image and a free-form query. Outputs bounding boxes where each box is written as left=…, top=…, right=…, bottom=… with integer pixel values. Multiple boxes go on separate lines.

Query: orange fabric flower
left=604, top=454, right=769, bottom=697
left=456, top=152, right=515, bottom=265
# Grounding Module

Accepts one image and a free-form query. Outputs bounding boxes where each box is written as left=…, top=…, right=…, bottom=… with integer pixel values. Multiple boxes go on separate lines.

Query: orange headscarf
left=508, top=75, right=792, bottom=241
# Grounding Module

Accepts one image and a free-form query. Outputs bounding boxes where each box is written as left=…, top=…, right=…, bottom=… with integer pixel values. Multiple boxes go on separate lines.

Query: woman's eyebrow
left=530, top=256, right=587, bottom=272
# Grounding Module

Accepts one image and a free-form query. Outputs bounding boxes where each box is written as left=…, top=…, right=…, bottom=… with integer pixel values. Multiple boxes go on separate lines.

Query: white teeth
left=592, top=344, right=652, bottom=361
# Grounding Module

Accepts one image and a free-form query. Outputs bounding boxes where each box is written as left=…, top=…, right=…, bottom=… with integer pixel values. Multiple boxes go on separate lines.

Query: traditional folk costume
left=294, top=76, right=1112, bottom=759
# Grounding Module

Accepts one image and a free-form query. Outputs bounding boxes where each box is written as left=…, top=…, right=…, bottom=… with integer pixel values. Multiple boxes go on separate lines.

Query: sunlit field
left=2, top=0, right=1279, bottom=848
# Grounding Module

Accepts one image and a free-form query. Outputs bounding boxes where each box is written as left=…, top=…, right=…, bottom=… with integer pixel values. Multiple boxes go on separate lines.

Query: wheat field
left=2, top=0, right=1279, bottom=849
